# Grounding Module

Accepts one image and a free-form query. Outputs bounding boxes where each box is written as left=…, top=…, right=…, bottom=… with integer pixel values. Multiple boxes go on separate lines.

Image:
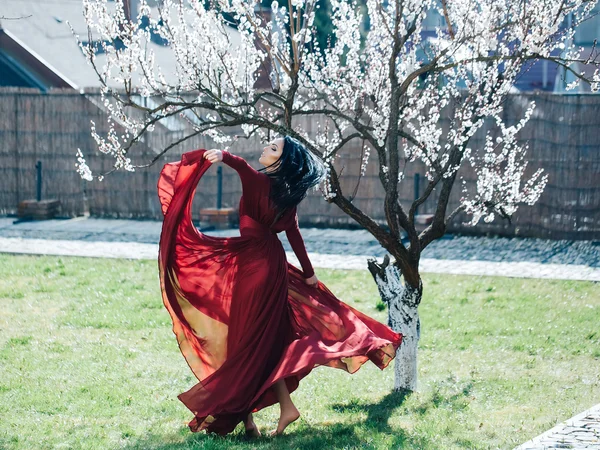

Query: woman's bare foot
left=245, top=423, right=261, bottom=438
left=244, top=413, right=261, bottom=438
left=269, top=406, right=300, bottom=436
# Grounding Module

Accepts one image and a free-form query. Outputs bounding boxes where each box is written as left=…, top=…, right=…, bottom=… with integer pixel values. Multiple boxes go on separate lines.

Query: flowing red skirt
left=157, top=150, right=403, bottom=435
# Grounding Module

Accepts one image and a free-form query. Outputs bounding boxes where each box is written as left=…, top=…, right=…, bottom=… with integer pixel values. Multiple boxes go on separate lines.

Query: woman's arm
left=285, top=210, right=315, bottom=279
left=204, top=149, right=263, bottom=197
left=221, top=150, right=260, bottom=184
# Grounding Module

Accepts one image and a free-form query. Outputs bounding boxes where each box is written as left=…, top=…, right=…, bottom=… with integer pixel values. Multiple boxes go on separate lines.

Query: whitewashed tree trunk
left=368, top=255, right=422, bottom=392
left=390, top=288, right=421, bottom=392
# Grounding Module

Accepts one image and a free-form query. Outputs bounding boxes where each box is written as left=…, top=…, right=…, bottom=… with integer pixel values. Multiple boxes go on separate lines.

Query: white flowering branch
left=76, top=0, right=600, bottom=287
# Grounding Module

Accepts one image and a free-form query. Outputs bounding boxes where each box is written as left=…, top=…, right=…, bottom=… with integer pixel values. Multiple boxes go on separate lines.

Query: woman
left=157, top=135, right=402, bottom=438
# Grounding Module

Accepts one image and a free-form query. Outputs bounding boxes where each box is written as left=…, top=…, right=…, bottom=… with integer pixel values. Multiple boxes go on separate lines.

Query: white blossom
left=75, top=0, right=598, bottom=231
left=75, top=149, right=93, bottom=181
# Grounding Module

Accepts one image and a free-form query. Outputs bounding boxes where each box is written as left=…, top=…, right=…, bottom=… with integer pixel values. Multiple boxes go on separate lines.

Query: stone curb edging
left=514, top=403, right=600, bottom=449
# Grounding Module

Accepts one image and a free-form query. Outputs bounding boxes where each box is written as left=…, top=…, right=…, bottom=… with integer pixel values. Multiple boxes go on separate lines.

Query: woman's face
left=259, top=138, right=284, bottom=171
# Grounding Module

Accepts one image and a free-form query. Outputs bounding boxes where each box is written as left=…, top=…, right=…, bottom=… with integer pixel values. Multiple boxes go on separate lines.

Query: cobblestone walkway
left=1, top=217, right=599, bottom=280
left=1, top=236, right=599, bottom=281
left=515, top=404, right=600, bottom=449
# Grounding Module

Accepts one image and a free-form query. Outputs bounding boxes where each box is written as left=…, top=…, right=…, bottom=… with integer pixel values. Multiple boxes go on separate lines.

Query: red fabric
left=221, top=149, right=315, bottom=278
left=157, top=149, right=403, bottom=435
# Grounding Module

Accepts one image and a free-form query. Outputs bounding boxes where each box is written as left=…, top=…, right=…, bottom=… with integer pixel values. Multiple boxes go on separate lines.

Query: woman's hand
left=304, top=274, right=319, bottom=287
left=204, top=149, right=223, bottom=163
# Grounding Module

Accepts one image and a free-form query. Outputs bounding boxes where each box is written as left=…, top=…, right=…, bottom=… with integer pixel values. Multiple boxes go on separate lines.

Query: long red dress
left=157, top=148, right=403, bottom=435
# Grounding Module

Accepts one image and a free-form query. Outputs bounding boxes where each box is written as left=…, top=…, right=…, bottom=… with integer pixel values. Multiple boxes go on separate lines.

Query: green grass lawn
left=0, top=254, right=598, bottom=450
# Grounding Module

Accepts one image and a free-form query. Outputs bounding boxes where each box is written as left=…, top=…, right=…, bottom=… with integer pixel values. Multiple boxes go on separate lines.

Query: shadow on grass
left=122, top=389, right=435, bottom=449
left=330, top=389, right=410, bottom=433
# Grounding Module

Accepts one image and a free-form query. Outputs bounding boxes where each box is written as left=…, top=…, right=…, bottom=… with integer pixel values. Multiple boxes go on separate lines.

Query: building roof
left=0, top=0, right=243, bottom=89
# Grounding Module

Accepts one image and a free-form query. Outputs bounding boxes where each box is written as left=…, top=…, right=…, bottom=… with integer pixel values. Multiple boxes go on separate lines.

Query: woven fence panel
left=0, top=88, right=598, bottom=239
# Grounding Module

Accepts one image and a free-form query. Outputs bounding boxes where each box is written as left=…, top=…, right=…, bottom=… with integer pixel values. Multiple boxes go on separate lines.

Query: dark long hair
left=258, top=135, right=325, bottom=224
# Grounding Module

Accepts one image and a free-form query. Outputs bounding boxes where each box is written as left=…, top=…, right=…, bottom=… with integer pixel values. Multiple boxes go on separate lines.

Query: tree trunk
left=390, top=289, right=420, bottom=391
left=367, top=255, right=422, bottom=392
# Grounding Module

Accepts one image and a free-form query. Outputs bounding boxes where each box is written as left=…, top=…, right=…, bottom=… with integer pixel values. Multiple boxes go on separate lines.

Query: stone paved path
left=1, top=236, right=599, bottom=281
left=1, top=217, right=599, bottom=280
left=514, top=403, right=600, bottom=449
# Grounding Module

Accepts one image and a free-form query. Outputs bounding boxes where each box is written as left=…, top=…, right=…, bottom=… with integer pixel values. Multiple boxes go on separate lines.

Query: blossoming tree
left=75, top=0, right=600, bottom=392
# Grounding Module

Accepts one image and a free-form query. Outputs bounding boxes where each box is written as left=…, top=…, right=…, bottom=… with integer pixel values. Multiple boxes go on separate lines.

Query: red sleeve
left=221, top=150, right=261, bottom=186
left=285, top=210, right=315, bottom=278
